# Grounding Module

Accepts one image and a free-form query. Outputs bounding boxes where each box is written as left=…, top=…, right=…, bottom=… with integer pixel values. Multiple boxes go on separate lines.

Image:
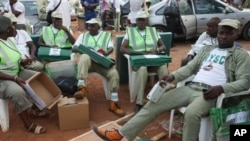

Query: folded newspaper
left=24, top=84, right=47, bottom=110
left=76, top=45, right=115, bottom=69
left=147, top=81, right=172, bottom=103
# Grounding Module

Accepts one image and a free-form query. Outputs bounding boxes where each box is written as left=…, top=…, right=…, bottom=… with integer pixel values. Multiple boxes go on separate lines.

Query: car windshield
left=193, top=0, right=226, bottom=14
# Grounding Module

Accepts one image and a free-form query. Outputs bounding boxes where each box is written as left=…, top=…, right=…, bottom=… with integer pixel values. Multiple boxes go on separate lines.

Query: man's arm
left=59, top=26, right=76, bottom=44
left=10, top=3, right=24, bottom=17
left=26, top=41, right=37, bottom=59
left=0, top=72, right=17, bottom=81
left=222, top=51, right=250, bottom=94
left=157, top=39, right=166, bottom=53
left=104, top=35, right=114, bottom=56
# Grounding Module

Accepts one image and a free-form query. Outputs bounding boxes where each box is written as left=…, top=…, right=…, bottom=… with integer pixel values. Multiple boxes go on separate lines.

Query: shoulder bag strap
left=168, top=0, right=172, bottom=6
left=52, top=0, right=62, bottom=12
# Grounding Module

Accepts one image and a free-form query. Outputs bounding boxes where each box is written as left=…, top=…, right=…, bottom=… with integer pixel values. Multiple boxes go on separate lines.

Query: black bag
left=46, top=0, right=62, bottom=24
left=53, top=76, right=78, bottom=96
left=163, top=6, right=178, bottom=17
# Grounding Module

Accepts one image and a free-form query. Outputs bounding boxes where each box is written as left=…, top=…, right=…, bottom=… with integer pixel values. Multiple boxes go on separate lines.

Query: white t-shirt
left=192, top=48, right=228, bottom=86
left=5, top=1, right=26, bottom=24
left=188, top=32, right=218, bottom=56
left=128, top=0, right=144, bottom=24
left=74, top=31, right=113, bottom=49
left=9, top=30, right=32, bottom=59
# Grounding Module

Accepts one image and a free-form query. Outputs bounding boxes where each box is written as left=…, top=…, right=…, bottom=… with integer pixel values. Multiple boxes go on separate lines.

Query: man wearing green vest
left=3, top=13, right=44, bottom=72
left=72, top=18, right=125, bottom=117
left=38, top=11, right=75, bottom=49
left=120, top=11, right=168, bottom=113
left=0, top=16, right=46, bottom=134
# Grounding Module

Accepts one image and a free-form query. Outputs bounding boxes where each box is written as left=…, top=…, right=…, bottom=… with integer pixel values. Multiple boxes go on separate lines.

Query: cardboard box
left=24, top=72, right=62, bottom=110
left=58, top=97, right=89, bottom=131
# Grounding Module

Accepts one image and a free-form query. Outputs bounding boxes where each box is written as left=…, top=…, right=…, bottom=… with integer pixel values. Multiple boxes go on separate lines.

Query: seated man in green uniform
left=93, top=19, right=250, bottom=141
left=120, top=11, right=168, bottom=113
left=0, top=16, right=46, bottom=134
left=72, top=18, right=125, bottom=117
left=3, top=13, right=44, bottom=72
left=38, top=11, right=75, bottom=49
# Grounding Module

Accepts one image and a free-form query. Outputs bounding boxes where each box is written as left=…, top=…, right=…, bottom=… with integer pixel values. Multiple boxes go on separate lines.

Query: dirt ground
left=0, top=20, right=250, bottom=141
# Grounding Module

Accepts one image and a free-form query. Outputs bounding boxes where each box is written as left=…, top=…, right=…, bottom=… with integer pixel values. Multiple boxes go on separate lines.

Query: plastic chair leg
left=0, top=99, right=9, bottom=132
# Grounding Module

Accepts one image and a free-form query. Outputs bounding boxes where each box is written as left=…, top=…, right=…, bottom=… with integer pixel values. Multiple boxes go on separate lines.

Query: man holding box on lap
left=38, top=11, right=75, bottom=49
left=120, top=11, right=169, bottom=114
left=72, top=18, right=125, bottom=117
left=37, top=11, right=76, bottom=62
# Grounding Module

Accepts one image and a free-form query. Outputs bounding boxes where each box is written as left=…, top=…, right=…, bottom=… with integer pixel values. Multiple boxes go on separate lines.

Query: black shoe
left=134, top=104, right=143, bottom=114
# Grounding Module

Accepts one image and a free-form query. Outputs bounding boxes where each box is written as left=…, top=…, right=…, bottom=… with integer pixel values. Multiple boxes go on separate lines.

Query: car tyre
left=154, top=25, right=167, bottom=32
left=242, top=22, right=250, bottom=41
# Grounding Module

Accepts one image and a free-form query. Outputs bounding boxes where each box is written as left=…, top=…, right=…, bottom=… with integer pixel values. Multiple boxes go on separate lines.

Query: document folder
left=76, top=45, right=115, bottom=69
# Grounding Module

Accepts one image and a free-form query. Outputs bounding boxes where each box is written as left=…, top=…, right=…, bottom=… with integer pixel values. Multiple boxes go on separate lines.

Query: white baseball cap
left=86, top=18, right=102, bottom=26
left=136, top=11, right=149, bottom=19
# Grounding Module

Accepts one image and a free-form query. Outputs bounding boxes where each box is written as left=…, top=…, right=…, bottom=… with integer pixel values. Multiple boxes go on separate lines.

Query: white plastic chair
left=123, top=54, right=157, bottom=103
left=168, top=76, right=250, bottom=141
left=116, top=33, right=172, bottom=102
left=0, top=99, right=9, bottom=132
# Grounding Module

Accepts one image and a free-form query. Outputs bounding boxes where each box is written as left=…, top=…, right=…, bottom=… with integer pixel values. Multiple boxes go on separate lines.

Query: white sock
left=77, top=80, right=86, bottom=87
left=111, top=92, right=118, bottom=102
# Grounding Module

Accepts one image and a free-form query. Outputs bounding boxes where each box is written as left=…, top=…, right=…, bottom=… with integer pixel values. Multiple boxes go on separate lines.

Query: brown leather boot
left=74, top=86, right=87, bottom=99
left=109, top=101, right=126, bottom=117
left=93, top=126, right=123, bottom=141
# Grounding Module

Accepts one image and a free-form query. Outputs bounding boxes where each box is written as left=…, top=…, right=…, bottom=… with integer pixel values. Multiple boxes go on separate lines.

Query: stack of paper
left=130, top=55, right=172, bottom=67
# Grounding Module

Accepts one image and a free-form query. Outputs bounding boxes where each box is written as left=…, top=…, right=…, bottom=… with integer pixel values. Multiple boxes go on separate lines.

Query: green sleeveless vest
left=81, top=31, right=112, bottom=51
left=127, top=26, right=158, bottom=51
left=42, top=26, right=72, bottom=48
left=0, top=39, right=21, bottom=76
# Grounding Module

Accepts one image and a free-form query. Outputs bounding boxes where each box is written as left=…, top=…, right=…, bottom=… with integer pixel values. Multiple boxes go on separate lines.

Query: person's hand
left=15, top=77, right=26, bottom=88
left=203, top=86, right=224, bottom=100
left=148, top=48, right=157, bottom=54
left=57, top=25, right=68, bottom=31
left=21, top=58, right=32, bottom=65
left=160, top=75, right=174, bottom=83
left=97, top=48, right=106, bottom=56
